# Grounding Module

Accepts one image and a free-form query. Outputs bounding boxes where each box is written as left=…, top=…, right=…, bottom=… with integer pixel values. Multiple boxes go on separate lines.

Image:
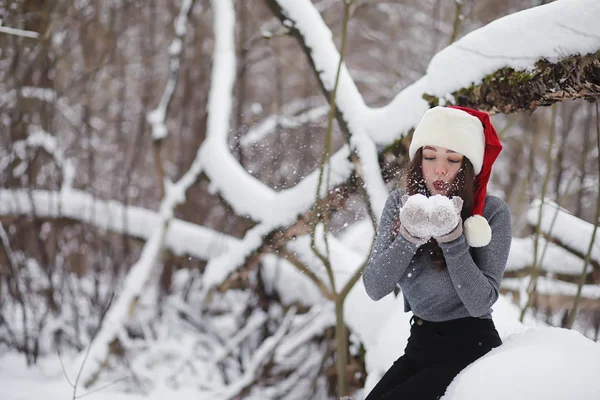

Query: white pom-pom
left=464, top=215, right=491, bottom=247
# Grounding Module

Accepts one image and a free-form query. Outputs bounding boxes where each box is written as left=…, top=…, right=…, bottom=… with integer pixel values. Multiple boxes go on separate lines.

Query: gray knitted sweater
left=362, top=189, right=512, bottom=321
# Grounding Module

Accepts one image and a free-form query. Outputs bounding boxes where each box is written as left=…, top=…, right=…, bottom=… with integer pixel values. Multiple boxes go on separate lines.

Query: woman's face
left=421, top=145, right=464, bottom=196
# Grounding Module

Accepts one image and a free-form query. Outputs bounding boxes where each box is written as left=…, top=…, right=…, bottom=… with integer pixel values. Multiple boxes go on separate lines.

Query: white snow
left=425, top=0, right=600, bottom=98
left=3, top=295, right=599, bottom=400
left=507, top=236, right=594, bottom=275
left=69, top=0, right=216, bottom=386
left=368, top=0, right=600, bottom=145
left=269, top=0, right=600, bottom=219
left=443, top=327, right=600, bottom=400
left=241, top=102, right=329, bottom=148
left=20, top=86, right=56, bottom=102
left=0, top=25, right=39, bottom=38
left=2, top=0, right=600, bottom=399
left=527, top=198, right=600, bottom=264
left=147, top=0, right=198, bottom=140
left=398, top=194, right=462, bottom=237
left=502, top=276, right=600, bottom=300
left=0, top=188, right=235, bottom=260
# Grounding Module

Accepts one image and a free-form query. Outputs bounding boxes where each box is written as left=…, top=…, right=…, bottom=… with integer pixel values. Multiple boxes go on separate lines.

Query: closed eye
left=449, top=159, right=461, bottom=164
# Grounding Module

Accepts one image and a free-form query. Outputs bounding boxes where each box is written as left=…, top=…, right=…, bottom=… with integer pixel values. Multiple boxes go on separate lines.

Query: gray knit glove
left=399, top=194, right=431, bottom=246
left=430, top=195, right=463, bottom=243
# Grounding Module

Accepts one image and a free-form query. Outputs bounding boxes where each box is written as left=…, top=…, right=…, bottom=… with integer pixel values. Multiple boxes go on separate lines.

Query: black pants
left=365, top=315, right=502, bottom=400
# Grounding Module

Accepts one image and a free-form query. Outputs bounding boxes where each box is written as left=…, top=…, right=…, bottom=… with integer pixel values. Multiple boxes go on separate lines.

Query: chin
left=428, top=187, right=448, bottom=196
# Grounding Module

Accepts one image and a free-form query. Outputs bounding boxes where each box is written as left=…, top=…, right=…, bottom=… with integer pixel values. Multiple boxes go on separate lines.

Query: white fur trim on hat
left=410, top=106, right=486, bottom=175
left=464, top=214, right=491, bottom=247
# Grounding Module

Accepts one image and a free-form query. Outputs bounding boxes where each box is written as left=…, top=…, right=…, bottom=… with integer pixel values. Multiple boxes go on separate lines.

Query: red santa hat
left=409, top=105, right=502, bottom=247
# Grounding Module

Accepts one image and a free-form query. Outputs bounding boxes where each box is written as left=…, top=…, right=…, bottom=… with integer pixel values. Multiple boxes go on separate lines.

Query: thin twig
left=57, top=346, right=75, bottom=388
left=76, top=377, right=130, bottom=399
left=448, top=0, right=464, bottom=45
left=73, top=292, right=115, bottom=398
left=0, top=25, right=40, bottom=39
left=566, top=102, right=600, bottom=328
left=278, top=248, right=333, bottom=300
left=520, top=104, right=557, bottom=321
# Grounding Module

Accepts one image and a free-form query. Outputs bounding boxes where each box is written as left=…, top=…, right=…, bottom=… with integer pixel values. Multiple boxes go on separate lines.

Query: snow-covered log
left=430, top=52, right=600, bottom=113
left=526, top=199, right=600, bottom=271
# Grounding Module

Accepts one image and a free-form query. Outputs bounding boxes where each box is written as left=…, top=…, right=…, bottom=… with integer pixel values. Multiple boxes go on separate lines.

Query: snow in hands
left=400, top=194, right=463, bottom=239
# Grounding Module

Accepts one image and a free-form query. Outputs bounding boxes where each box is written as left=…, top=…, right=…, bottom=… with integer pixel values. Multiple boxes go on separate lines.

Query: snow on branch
left=20, top=86, right=56, bottom=102
left=262, top=348, right=324, bottom=399
left=261, top=0, right=599, bottom=222
left=265, top=1, right=367, bottom=113
left=527, top=199, right=600, bottom=267
left=199, top=163, right=358, bottom=296
left=428, top=52, right=600, bottom=113
left=0, top=188, right=234, bottom=260
left=265, top=0, right=388, bottom=218
left=78, top=135, right=239, bottom=386
left=196, top=0, right=353, bottom=227
left=0, top=221, right=25, bottom=287
left=421, top=0, right=600, bottom=107
left=199, top=0, right=600, bottom=297
left=206, top=307, right=297, bottom=400
left=148, top=0, right=198, bottom=140
left=370, top=0, right=600, bottom=143
left=16, top=86, right=106, bottom=131
left=275, top=303, right=335, bottom=360
left=76, top=0, right=247, bottom=387
left=241, top=101, right=329, bottom=148
left=507, top=237, right=595, bottom=276
left=77, top=220, right=170, bottom=387
left=502, top=276, right=600, bottom=300
left=263, top=0, right=427, bottom=148
left=208, top=309, right=269, bottom=365
left=265, top=0, right=600, bottom=214
left=79, top=175, right=209, bottom=385
left=201, top=223, right=271, bottom=291
left=9, top=128, right=75, bottom=189
left=195, top=0, right=369, bottom=298
left=0, top=25, right=39, bottom=39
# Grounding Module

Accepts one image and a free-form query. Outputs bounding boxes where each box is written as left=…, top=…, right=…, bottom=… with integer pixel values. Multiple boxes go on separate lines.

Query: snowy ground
left=1, top=294, right=599, bottom=400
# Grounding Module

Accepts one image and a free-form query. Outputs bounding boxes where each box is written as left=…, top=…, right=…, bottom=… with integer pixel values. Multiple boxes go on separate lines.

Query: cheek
left=448, top=167, right=463, bottom=183
left=421, top=164, right=434, bottom=180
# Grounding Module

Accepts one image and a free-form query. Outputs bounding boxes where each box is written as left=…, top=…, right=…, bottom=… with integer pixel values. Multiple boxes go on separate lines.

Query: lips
left=433, top=180, right=448, bottom=191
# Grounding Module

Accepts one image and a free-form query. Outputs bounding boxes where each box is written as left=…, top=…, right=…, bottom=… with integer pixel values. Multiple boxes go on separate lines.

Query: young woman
left=362, top=106, right=512, bottom=400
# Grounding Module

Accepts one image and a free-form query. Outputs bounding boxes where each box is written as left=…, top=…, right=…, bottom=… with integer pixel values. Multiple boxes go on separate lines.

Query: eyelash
left=423, top=157, right=461, bottom=164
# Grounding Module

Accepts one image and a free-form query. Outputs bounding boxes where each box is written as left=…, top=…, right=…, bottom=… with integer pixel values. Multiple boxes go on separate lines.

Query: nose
left=434, top=162, right=447, bottom=176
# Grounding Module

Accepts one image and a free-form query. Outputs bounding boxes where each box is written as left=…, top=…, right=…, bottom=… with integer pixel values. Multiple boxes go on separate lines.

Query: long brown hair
left=402, top=147, right=476, bottom=269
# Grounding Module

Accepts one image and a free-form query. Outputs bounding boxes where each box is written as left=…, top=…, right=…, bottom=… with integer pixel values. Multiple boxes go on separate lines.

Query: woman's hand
left=399, top=194, right=431, bottom=245
left=430, top=196, right=463, bottom=243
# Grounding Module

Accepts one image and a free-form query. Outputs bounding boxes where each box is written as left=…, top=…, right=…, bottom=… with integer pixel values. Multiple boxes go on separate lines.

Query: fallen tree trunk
left=424, top=52, right=600, bottom=113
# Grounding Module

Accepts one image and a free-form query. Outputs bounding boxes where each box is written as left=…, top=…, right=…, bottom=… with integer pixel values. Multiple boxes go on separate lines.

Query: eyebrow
left=423, top=146, right=457, bottom=154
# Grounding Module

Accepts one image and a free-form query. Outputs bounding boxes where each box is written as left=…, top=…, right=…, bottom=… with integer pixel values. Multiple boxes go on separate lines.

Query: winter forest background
left=1, top=0, right=600, bottom=399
